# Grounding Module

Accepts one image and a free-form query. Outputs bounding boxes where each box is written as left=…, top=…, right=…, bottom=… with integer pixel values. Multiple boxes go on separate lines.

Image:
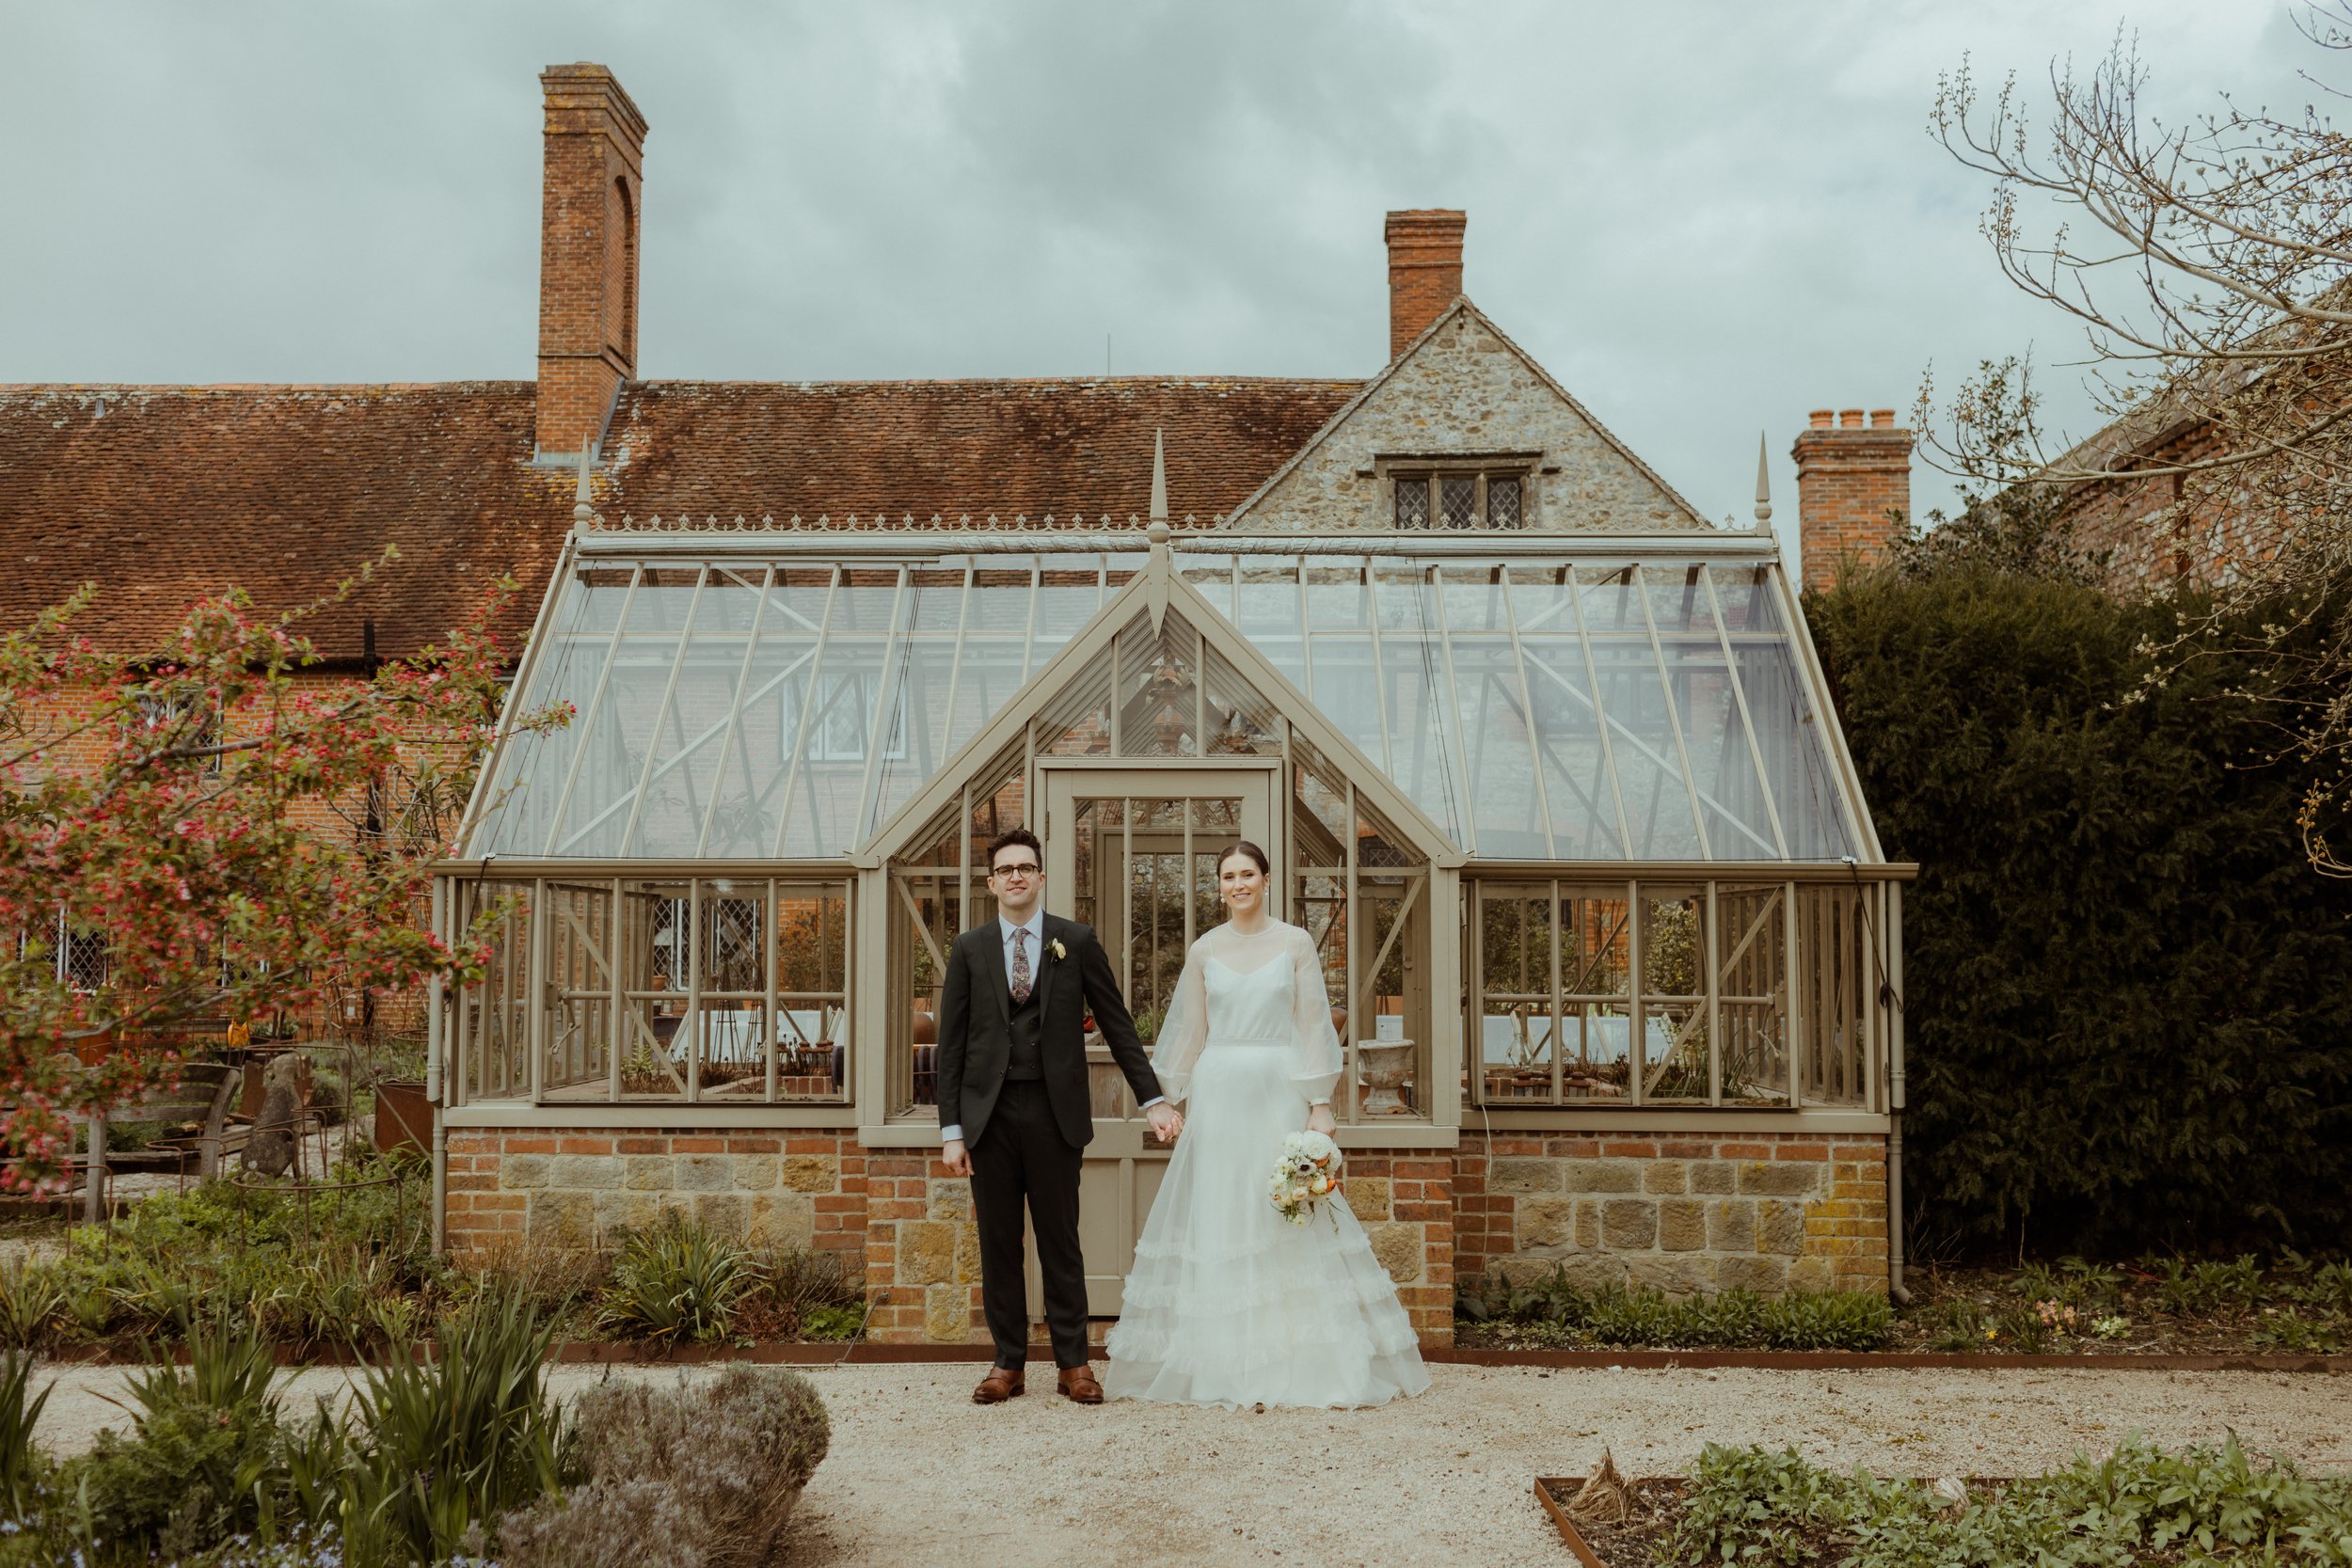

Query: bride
left=1104, top=841, right=1430, bottom=1408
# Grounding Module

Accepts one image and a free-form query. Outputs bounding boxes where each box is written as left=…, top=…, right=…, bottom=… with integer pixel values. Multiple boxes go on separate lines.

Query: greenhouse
left=431, top=507, right=1909, bottom=1330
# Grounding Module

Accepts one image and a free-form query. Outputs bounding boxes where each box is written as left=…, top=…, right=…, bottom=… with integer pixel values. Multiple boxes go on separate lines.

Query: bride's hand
left=1306, top=1102, right=1337, bottom=1137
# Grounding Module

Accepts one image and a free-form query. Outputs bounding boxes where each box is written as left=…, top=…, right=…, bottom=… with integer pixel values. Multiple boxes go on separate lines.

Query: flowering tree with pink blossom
left=0, top=553, right=553, bottom=1190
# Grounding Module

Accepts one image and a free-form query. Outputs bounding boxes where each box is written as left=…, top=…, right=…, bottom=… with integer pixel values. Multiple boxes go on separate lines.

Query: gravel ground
left=24, top=1360, right=2352, bottom=1566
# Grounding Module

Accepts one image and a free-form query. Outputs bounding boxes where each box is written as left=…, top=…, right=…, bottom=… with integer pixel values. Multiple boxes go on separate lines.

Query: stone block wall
left=442, top=1130, right=867, bottom=1262
left=1455, top=1131, right=1888, bottom=1296
left=856, top=1148, right=1459, bottom=1348
left=441, top=1129, right=1883, bottom=1345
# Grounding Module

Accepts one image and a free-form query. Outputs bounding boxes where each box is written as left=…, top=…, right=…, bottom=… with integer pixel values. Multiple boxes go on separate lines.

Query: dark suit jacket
left=935, top=913, right=1160, bottom=1151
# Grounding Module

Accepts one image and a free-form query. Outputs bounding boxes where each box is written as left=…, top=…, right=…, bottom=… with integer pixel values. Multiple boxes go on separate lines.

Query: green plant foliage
left=56, top=1312, right=287, bottom=1561
left=1807, top=555, right=2352, bottom=1256
left=326, top=1281, right=576, bottom=1564
left=748, top=1243, right=865, bottom=1340
left=0, top=1351, right=51, bottom=1526
left=1669, top=1437, right=2352, bottom=1568
left=0, top=1261, right=61, bottom=1350
left=493, top=1364, right=832, bottom=1568
left=597, top=1213, right=760, bottom=1345
left=1454, top=1270, right=1892, bottom=1350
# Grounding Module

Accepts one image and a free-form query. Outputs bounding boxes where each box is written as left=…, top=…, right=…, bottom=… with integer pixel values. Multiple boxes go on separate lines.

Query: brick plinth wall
left=443, top=1130, right=1883, bottom=1346
left=1793, top=408, right=1912, bottom=593
left=442, top=1131, right=866, bottom=1261
left=858, top=1148, right=1459, bottom=1348
left=1455, top=1131, right=1889, bottom=1296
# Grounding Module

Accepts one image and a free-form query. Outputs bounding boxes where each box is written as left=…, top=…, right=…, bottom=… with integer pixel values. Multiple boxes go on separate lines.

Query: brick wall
left=1455, top=1130, right=1888, bottom=1296
left=857, top=1146, right=1459, bottom=1348
left=446, top=1130, right=1882, bottom=1345
left=1385, top=209, right=1465, bottom=360
left=1793, top=409, right=1912, bottom=593
left=442, top=1129, right=868, bottom=1263
left=537, top=64, right=646, bottom=461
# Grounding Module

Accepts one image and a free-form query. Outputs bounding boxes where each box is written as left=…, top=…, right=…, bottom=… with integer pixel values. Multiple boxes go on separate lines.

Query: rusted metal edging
left=33, top=1342, right=2352, bottom=1372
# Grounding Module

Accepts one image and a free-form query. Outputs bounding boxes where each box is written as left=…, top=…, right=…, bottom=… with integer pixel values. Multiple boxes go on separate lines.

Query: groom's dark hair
left=987, top=826, right=1044, bottom=873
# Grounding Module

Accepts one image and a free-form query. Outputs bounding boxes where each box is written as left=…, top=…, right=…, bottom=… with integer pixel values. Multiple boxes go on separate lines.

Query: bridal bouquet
left=1269, top=1130, right=1344, bottom=1227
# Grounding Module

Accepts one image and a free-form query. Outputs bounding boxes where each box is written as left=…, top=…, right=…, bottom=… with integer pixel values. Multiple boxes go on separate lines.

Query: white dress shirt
left=941, top=912, right=1161, bottom=1144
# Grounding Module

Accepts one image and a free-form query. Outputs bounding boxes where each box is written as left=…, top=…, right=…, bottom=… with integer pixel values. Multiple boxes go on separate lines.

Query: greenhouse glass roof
left=459, top=535, right=1868, bottom=864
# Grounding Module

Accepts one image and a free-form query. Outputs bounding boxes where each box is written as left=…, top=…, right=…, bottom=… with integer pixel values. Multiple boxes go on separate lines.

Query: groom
left=937, top=826, right=1182, bottom=1404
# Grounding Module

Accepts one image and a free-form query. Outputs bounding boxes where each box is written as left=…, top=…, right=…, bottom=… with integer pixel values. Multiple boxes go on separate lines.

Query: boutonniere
left=1049, top=938, right=1067, bottom=962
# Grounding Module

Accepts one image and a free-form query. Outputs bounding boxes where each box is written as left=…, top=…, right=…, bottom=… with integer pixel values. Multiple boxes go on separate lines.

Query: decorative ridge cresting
left=581, top=511, right=1216, bottom=533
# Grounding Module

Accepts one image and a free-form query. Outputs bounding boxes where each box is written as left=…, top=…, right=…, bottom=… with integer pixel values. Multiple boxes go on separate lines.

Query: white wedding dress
left=1104, top=919, right=1430, bottom=1408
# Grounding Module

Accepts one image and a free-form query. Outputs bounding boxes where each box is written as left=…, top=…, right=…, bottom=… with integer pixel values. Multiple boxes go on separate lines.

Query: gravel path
left=27, top=1360, right=2352, bottom=1566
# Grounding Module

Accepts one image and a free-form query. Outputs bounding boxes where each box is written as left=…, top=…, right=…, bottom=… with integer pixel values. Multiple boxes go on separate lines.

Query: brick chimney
left=1792, top=408, right=1912, bottom=592
left=1385, top=209, right=1466, bottom=359
left=536, top=64, right=647, bottom=464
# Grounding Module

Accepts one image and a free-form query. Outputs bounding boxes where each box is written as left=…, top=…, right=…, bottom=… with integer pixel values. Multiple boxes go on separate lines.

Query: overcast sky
left=1, top=2, right=2326, bottom=554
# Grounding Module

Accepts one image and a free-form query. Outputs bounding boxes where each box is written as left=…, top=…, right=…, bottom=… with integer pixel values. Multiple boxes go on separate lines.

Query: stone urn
left=1356, top=1039, right=1414, bottom=1117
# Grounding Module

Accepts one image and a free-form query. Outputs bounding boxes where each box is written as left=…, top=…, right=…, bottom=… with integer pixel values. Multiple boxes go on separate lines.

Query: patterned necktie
left=1009, top=927, right=1032, bottom=1004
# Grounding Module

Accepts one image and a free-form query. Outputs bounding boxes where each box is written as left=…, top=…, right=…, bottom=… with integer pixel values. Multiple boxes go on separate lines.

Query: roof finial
left=1753, top=432, right=1772, bottom=528
left=573, top=444, right=595, bottom=529
left=1150, top=427, right=1168, bottom=524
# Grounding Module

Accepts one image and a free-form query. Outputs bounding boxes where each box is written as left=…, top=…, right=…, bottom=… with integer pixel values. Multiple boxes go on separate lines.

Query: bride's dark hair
left=1216, top=840, right=1271, bottom=877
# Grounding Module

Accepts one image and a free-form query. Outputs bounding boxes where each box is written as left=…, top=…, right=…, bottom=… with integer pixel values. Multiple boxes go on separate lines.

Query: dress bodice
left=1144, top=920, right=1342, bottom=1104
left=1201, top=952, right=1297, bottom=1044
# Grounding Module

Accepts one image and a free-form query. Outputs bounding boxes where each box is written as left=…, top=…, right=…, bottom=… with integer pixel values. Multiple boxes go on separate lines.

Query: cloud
left=0, top=0, right=2323, bottom=549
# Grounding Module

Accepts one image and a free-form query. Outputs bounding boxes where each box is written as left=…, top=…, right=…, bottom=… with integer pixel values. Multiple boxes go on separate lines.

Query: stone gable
left=1229, top=301, right=1713, bottom=534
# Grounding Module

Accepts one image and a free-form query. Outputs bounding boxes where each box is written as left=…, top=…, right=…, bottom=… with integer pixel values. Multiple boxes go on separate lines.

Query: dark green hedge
left=1805, top=564, right=2352, bottom=1257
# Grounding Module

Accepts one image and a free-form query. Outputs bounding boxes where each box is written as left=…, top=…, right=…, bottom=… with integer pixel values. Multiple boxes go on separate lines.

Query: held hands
left=1145, top=1101, right=1184, bottom=1146
left=942, top=1138, right=972, bottom=1178
left=1306, top=1102, right=1337, bottom=1138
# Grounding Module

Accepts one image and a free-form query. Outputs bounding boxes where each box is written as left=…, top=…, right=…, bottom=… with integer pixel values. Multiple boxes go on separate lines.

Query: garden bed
left=1457, top=1253, right=2352, bottom=1360
left=0, top=1164, right=868, bottom=1361
left=1534, top=1440, right=2352, bottom=1567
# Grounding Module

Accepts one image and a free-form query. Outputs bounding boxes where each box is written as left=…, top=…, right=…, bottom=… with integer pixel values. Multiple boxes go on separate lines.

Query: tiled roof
left=0, top=376, right=1359, bottom=657
left=603, top=378, right=1358, bottom=523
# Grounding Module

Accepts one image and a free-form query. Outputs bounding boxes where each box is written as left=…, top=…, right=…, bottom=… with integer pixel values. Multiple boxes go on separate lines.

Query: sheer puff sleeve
left=1148, top=937, right=1210, bottom=1105
left=1288, top=923, right=1343, bottom=1105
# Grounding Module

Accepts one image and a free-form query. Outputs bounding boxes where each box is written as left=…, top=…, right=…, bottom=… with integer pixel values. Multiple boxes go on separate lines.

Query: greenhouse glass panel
left=1577, top=568, right=1706, bottom=861
left=1436, top=566, right=1545, bottom=858
left=463, top=538, right=1868, bottom=867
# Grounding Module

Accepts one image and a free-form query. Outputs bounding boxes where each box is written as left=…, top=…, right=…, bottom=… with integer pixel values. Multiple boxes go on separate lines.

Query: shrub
left=0, top=1261, right=61, bottom=1350
left=494, top=1364, right=831, bottom=1568
left=1669, top=1437, right=2352, bottom=1568
left=1808, top=563, right=2352, bottom=1255
left=1454, top=1271, right=1893, bottom=1351
left=0, top=1351, right=50, bottom=1525
left=328, top=1280, right=575, bottom=1564
left=597, top=1213, right=759, bottom=1345
left=745, top=1243, right=864, bottom=1340
left=56, top=1312, right=286, bottom=1560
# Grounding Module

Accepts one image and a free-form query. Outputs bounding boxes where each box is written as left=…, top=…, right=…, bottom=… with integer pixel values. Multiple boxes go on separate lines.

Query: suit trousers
left=967, top=1079, right=1089, bottom=1370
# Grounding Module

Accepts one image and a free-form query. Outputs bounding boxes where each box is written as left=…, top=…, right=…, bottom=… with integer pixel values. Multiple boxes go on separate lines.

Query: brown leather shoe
left=1057, top=1364, right=1104, bottom=1404
left=972, top=1367, right=1025, bottom=1404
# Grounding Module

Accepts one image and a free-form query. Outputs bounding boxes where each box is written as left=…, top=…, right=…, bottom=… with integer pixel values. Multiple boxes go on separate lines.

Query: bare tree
left=1926, top=8, right=2352, bottom=872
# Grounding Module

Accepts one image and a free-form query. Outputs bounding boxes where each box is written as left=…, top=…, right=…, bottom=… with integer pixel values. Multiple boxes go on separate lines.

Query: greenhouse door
left=1037, top=766, right=1277, bottom=1315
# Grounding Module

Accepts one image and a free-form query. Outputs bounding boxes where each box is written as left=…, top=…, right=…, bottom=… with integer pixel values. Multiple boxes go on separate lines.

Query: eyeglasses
left=990, top=862, right=1041, bottom=879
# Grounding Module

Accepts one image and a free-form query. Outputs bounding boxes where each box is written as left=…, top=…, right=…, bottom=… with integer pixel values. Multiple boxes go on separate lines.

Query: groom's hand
left=942, top=1138, right=972, bottom=1178
left=1145, top=1102, right=1183, bottom=1145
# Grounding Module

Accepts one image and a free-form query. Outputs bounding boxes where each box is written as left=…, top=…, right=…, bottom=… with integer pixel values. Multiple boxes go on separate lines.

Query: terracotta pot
left=1328, top=1006, right=1348, bottom=1038
left=911, top=1010, right=938, bottom=1045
